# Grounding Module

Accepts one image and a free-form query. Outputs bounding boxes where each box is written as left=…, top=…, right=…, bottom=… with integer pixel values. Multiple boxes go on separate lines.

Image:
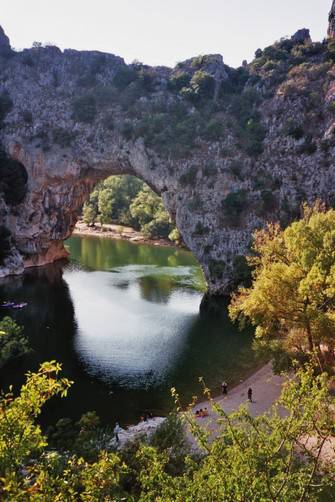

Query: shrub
left=0, top=92, right=13, bottom=122
left=233, top=255, right=252, bottom=288
left=229, top=161, right=243, bottom=180
left=0, top=317, right=29, bottom=368
left=21, top=110, right=33, bottom=124
left=52, top=127, right=76, bottom=147
left=113, top=67, right=138, bottom=91
left=208, top=259, right=226, bottom=279
left=222, top=190, right=248, bottom=225
left=149, top=414, right=190, bottom=476
left=202, top=118, right=224, bottom=141
left=203, top=162, right=218, bottom=177
left=0, top=226, right=11, bottom=264
left=284, top=119, right=304, bottom=139
left=260, top=190, right=277, bottom=213
left=93, top=86, right=118, bottom=106
left=102, top=113, right=114, bottom=131
left=0, top=152, right=28, bottom=205
left=121, top=120, right=134, bottom=140
left=190, top=70, right=215, bottom=100
left=72, top=95, right=97, bottom=123
left=298, top=134, right=317, bottom=155
left=179, top=166, right=198, bottom=187
left=168, top=71, right=191, bottom=91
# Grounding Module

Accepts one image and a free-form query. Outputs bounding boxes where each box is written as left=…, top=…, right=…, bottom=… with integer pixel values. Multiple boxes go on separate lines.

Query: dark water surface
left=0, top=236, right=258, bottom=427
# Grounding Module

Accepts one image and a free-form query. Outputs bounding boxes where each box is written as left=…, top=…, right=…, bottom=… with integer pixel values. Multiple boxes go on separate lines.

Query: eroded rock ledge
left=1, top=4, right=335, bottom=294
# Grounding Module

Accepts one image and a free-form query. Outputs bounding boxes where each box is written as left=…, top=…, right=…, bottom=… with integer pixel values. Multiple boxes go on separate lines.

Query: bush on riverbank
left=0, top=317, right=29, bottom=368
left=0, top=361, right=334, bottom=500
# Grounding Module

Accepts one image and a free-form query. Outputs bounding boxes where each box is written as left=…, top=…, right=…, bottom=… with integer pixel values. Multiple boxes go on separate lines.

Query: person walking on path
left=247, top=387, right=253, bottom=402
left=114, top=422, right=121, bottom=444
left=222, top=381, right=228, bottom=395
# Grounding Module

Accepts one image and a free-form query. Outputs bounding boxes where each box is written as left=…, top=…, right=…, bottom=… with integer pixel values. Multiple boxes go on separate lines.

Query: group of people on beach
left=195, top=407, right=209, bottom=418
left=222, top=380, right=253, bottom=402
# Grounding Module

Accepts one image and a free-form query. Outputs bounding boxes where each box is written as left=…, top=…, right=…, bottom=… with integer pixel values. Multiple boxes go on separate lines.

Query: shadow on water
left=0, top=236, right=259, bottom=427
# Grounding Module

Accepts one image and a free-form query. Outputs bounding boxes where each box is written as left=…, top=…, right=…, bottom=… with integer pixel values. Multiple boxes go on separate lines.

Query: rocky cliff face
left=1, top=7, right=335, bottom=295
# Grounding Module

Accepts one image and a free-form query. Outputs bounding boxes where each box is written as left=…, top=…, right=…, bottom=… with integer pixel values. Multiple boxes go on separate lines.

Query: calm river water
left=0, top=236, right=259, bottom=426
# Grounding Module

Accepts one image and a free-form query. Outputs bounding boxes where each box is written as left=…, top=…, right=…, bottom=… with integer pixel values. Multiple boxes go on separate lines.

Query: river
left=0, top=236, right=259, bottom=427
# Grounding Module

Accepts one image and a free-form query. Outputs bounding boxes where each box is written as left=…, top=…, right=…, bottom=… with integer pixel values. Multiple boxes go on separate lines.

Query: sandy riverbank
left=73, top=221, right=180, bottom=249
left=193, top=361, right=284, bottom=419
left=115, top=362, right=284, bottom=449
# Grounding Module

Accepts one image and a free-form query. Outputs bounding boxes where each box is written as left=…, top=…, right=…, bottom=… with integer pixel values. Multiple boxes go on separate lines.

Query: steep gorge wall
left=1, top=3, right=335, bottom=294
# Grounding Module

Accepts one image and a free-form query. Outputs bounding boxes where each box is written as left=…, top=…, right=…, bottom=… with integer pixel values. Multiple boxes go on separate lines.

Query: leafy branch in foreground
left=0, top=362, right=334, bottom=500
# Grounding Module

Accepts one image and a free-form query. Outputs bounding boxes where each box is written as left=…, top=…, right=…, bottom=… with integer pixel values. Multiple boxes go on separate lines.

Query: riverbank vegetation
left=0, top=316, right=29, bottom=368
left=0, top=362, right=334, bottom=500
left=230, top=203, right=335, bottom=375
left=82, top=175, right=180, bottom=242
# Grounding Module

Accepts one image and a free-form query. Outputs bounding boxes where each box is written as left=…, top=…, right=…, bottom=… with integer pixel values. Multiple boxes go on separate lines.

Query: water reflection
left=0, top=237, right=258, bottom=426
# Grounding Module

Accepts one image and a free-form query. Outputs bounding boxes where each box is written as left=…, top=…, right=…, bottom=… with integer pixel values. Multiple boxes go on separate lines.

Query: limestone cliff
left=1, top=6, right=335, bottom=295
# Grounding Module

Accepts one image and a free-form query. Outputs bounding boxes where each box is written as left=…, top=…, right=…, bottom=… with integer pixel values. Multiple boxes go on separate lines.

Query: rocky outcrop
left=0, top=10, right=335, bottom=294
left=329, top=0, right=335, bottom=39
left=291, top=29, right=311, bottom=44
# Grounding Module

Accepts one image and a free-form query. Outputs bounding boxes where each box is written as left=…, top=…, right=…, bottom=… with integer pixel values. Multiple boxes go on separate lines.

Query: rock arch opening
left=77, top=174, right=180, bottom=246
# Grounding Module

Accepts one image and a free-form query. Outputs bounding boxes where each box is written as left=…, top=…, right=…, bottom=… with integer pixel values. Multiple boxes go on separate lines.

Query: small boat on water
left=1, top=301, right=28, bottom=309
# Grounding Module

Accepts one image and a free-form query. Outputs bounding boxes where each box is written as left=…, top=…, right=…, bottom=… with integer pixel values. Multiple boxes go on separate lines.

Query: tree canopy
left=82, top=175, right=179, bottom=242
left=229, top=204, right=335, bottom=373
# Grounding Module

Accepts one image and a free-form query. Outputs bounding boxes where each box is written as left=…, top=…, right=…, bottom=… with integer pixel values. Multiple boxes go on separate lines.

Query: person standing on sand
left=114, top=422, right=121, bottom=443
left=247, top=388, right=253, bottom=402
left=222, top=381, right=228, bottom=395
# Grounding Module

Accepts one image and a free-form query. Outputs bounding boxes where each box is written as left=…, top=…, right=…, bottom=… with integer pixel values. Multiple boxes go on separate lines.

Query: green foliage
left=21, top=110, right=33, bottom=124
left=229, top=90, right=265, bottom=156
left=232, top=255, right=252, bottom=288
left=72, top=94, right=97, bottom=123
left=208, top=259, right=226, bottom=280
left=230, top=203, right=335, bottom=373
left=0, top=363, right=334, bottom=499
left=168, top=71, right=191, bottom=91
left=82, top=204, right=97, bottom=226
left=0, top=226, right=11, bottom=264
left=0, top=317, right=29, bottom=368
left=202, top=118, right=224, bottom=141
left=202, top=161, right=218, bottom=177
left=0, top=93, right=13, bottom=123
left=0, top=152, right=28, bottom=205
left=284, top=118, right=304, bottom=139
left=102, top=112, right=114, bottom=130
left=113, top=66, right=138, bottom=91
left=83, top=176, right=178, bottom=241
left=130, top=185, right=174, bottom=239
left=52, top=127, right=76, bottom=147
left=149, top=414, right=190, bottom=476
left=121, top=119, right=134, bottom=140
left=0, top=361, right=71, bottom=472
left=179, top=166, right=198, bottom=187
left=222, top=189, right=248, bottom=226
left=298, top=134, right=317, bottom=155
left=181, top=70, right=215, bottom=102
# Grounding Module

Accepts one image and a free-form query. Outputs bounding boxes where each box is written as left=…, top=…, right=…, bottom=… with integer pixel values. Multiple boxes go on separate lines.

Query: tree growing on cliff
left=229, top=203, right=335, bottom=373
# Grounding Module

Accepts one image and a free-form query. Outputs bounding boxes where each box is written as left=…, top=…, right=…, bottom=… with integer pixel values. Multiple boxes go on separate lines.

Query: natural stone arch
left=1, top=12, right=335, bottom=295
